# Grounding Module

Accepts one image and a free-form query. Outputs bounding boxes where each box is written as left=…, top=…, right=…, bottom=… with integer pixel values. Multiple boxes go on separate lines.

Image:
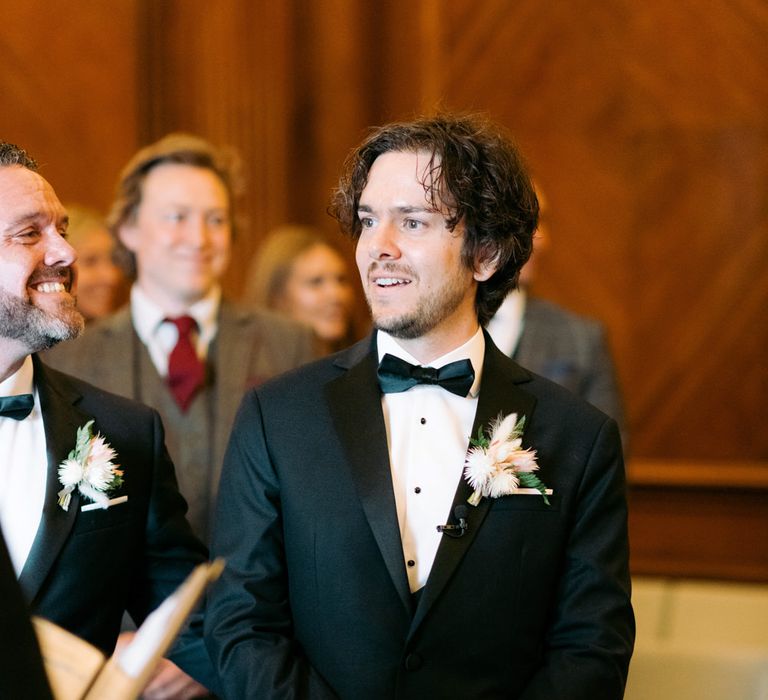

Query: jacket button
left=404, top=653, right=423, bottom=671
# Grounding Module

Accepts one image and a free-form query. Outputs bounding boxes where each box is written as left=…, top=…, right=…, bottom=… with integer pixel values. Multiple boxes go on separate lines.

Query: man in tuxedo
left=206, top=115, right=634, bottom=698
left=46, top=133, right=315, bottom=545
left=0, top=142, right=215, bottom=696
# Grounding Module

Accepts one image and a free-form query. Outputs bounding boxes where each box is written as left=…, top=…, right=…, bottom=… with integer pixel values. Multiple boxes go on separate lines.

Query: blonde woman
left=245, top=225, right=357, bottom=354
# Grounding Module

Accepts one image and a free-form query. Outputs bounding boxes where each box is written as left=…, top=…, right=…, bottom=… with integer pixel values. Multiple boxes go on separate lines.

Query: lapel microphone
left=436, top=505, right=469, bottom=538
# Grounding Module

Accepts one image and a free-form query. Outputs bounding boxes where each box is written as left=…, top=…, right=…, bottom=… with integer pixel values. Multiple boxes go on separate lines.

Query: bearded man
left=205, top=115, right=634, bottom=699
left=0, top=142, right=216, bottom=696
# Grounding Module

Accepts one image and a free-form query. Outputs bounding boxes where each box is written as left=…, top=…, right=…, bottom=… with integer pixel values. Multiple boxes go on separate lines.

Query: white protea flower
left=487, top=470, right=520, bottom=499
left=58, top=458, right=85, bottom=489
left=83, top=436, right=119, bottom=490
left=464, top=448, right=496, bottom=492
left=511, top=448, right=539, bottom=473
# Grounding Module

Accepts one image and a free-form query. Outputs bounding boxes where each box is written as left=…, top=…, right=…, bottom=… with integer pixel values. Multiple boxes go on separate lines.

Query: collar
left=485, top=288, right=527, bottom=356
left=0, top=355, right=34, bottom=396
left=376, top=327, right=485, bottom=398
left=130, top=283, right=221, bottom=346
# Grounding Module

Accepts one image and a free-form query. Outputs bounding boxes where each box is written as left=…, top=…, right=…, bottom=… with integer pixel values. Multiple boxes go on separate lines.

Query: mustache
left=367, top=261, right=417, bottom=278
left=28, top=266, right=73, bottom=287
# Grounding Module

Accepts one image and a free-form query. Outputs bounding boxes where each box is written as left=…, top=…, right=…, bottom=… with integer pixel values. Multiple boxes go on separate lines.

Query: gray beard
left=0, top=289, right=84, bottom=352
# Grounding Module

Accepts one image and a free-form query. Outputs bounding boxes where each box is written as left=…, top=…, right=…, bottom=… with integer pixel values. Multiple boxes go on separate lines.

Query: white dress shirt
left=378, top=328, right=485, bottom=592
left=130, top=284, right=221, bottom=377
left=485, top=288, right=526, bottom=357
left=0, top=356, right=48, bottom=575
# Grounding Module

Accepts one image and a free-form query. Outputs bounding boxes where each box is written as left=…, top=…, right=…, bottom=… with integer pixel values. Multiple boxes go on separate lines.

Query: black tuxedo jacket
left=20, top=357, right=214, bottom=685
left=0, top=533, right=52, bottom=699
left=206, top=334, right=634, bottom=699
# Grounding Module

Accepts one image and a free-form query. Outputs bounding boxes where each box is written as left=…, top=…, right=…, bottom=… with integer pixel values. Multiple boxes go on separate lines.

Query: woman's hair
left=63, top=204, right=107, bottom=248
left=244, top=225, right=342, bottom=308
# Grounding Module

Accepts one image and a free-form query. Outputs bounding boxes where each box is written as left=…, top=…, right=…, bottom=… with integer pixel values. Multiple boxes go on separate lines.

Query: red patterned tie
left=166, top=316, right=205, bottom=412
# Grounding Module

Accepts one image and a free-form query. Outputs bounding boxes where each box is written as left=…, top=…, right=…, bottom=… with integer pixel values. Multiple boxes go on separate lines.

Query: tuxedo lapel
left=19, top=359, right=90, bottom=603
left=325, top=338, right=411, bottom=614
left=409, top=335, right=537, bottom=635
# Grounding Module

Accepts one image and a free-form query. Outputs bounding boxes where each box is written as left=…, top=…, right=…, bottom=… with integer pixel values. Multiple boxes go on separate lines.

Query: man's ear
left=118, top=223, right=139, bottom=253
left=473, top=252, right=500, bottom=282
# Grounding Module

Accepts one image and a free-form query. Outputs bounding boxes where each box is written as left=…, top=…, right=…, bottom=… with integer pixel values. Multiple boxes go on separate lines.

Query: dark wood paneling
left=138, top=0, right=296, bottom=298
left=386, top=0, right=768, bottom=461
left=0, top=0, right=140, bottom=210
left=629, top=460, right=768, bottom=582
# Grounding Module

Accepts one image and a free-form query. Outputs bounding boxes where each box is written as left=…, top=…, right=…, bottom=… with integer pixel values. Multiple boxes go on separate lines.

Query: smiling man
left=206, top=114, right=634, bottom=699
left=47, top=133, right=315, bottom=545
left=0, top=143, right=215, bottom=693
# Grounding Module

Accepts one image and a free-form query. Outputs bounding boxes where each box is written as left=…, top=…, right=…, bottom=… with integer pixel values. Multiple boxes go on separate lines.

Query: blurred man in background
left=47, top=133, right=315, bottom=544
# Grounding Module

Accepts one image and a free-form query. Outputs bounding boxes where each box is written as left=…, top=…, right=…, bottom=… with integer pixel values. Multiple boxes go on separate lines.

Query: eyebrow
left=357, top=204, right=436, bottom=214
left=3, top=211, right=69, bottom=231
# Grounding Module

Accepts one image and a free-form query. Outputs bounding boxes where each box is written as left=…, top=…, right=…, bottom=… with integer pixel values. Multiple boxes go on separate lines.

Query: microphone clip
left=436, top=505, right=469, bottom=538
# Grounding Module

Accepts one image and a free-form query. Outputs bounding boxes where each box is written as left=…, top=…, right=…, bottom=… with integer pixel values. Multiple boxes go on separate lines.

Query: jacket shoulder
left=36, top=359, right=156, bottom=423
left=526, top=297, right=604, bottom=335
left=43, top=308, right=133, bottom=369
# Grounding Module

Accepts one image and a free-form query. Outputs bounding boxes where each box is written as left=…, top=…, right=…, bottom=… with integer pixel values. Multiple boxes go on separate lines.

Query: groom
left=206, top=114, right=634, bottom=698
left=0, top=143, right=215, bottom=694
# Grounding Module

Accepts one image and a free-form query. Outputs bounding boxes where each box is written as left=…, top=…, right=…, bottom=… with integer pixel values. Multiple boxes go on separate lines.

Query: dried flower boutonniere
left=57, top=420, right=123, bottom=511
left=464, top=412, right=550, bottom=506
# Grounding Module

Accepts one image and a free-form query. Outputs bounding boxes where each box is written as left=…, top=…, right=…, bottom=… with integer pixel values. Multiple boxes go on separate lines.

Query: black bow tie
left=377, top=354, right=475, bottom=397
left=0, top=393, right=34, bottom=420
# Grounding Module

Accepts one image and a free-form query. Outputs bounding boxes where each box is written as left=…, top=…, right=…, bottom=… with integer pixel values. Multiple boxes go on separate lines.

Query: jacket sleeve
left=520, top=417, right=635, bottom=700
left=126, top=409, right=219, bottom=692
left=205, top=391, right=338, bottom=699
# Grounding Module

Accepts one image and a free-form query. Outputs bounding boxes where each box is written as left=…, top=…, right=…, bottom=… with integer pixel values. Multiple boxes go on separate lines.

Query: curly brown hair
left=329, top=113, right=538, bottom=326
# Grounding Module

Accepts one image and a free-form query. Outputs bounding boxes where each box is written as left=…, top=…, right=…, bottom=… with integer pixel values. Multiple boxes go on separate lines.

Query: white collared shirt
left=486, top=288, right=527, bottom=357
left=378, top=328, right=485, bottom=592
left=130, top=284, right=221, bottom=377
left=0, top=356, right=47, bottom=575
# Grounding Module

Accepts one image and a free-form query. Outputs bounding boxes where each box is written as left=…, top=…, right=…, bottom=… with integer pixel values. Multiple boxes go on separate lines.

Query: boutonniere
left=464, top=413, right=550, bottom=506
left=57, top=420, right=123, bottom=511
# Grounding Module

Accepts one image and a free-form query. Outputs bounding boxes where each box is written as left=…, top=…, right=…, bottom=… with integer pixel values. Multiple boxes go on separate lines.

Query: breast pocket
left=72, top=499, right=134, bottom=534
left=489, top=492, right=561, bottom=512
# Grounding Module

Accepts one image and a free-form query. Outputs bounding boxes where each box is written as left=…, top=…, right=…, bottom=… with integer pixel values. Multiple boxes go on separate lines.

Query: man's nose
left=44, top=230, right=77, bottom=268
left=367, top=222, right=400, bottom=260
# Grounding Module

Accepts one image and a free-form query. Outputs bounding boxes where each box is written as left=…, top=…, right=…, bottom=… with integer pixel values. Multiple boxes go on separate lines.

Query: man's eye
left=404, top=219, right=423, bottom=230
left=359, top=216, right=374, bottom=228
left=165, top=212, right=184, bottom=223
left=208, top=214, right=229, bottom=227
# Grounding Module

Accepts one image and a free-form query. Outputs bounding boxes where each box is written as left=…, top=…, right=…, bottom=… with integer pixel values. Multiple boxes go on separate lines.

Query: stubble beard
left=368, top=274, right=469, bottom=341
left=0, top=289, right=85, bottom=352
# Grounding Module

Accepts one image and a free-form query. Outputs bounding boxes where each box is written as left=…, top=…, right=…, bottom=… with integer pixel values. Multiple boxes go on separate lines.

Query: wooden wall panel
left=0, top=0, right=140, bottom=210
left=138, top=0, right=295, bottom=298
left=629, top=460, right=768, bottom=582
left=386, top=0, right=768, bottom=462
